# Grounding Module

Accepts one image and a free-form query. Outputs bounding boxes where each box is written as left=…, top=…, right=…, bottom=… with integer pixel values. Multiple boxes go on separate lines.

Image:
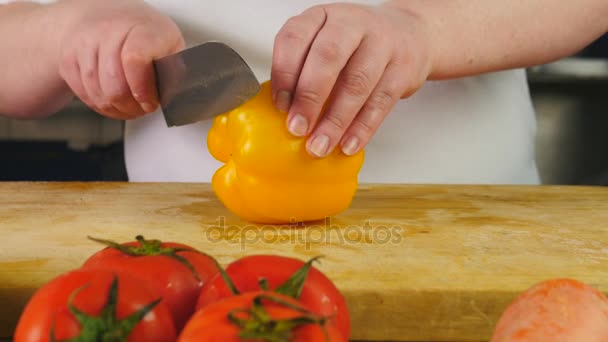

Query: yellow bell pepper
left=207, top=81, right=365, bottom=224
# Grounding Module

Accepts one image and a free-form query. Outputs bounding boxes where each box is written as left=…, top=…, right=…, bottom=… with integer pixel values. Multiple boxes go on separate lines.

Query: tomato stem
left=259, top=278, right=270, bottom=291
left=88, top=235, right=240, bottom=295
left=215, top=263, right=240, bottom=296
left=227, top=293, right=331, bottom=342
left=50, top=275, right=161, bottom=342
left=274, top=256, right=324, bottom=299
left=88, top=235, right=204, bottom=282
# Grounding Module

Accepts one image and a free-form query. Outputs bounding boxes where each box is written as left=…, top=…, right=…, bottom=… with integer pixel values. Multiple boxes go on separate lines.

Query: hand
left=57, top=0, right=185, bottom=120
left=271, top=2, right=433, bottom=158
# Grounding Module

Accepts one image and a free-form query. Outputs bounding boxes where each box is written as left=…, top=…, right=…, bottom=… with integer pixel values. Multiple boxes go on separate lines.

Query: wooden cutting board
left=1, top=182, right=607, bottom=341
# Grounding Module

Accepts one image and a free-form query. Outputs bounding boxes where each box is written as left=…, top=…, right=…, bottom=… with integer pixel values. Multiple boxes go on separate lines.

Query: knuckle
left=324, top=113, right=348, bottom=131
left=296, top=88, right=324, bottom=106
left=277, top=24, right=305, bottom=44
left=271, top=69, right=299, bottom=86
left=353, top=118, right=376, bottom=136
left=315, top=40, right=343, bottom=65
left=367, top=89, right=397, bottom=113
left=341, top=69, right=373, bottom=98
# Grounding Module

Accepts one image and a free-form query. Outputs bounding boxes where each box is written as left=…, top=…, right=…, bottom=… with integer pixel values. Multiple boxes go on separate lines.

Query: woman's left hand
left=271, top=2, right=434, bottom=158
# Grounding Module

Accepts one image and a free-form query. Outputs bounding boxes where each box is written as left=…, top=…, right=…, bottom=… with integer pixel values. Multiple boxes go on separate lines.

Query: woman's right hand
left=57, top=0, right=185, bottom=120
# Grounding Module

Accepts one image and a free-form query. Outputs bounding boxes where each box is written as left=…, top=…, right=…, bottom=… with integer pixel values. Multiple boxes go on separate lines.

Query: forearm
left=386, top=0, right=608, bottom=80
left=0, top=1, right=74, bottom=119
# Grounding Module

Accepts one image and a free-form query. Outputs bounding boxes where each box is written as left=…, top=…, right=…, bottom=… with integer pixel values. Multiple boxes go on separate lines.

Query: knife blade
left=153, top=41, right=261, bottom=127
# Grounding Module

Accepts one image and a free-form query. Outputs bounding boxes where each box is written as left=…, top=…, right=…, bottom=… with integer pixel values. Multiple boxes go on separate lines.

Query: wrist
left=380, top=0, right=438, bottom=82
left=35, top=1, right=81, bottom=75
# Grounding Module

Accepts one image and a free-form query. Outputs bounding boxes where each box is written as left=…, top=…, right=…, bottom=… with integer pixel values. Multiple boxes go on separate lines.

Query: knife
left=153, top=41, right=261, bottom=127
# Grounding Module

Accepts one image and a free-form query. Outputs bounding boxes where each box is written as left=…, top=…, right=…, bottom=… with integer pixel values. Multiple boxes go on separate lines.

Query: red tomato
left=491, top=278, right=608, bottom=341
left=81, top=235, right=219, bottom=330
left=14, top=269, right=176, bottom=342
left=195, top=254, right=350, bottom=339
left=180, top=291, right=344, bottom=342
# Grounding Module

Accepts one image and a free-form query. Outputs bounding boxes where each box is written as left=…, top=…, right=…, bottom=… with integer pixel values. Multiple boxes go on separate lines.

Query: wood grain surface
left=1, top=182, right=607, bottom=341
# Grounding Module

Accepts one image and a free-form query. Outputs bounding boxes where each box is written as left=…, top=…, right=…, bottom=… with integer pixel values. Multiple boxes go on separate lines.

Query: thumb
left=121, top=24, right=185, bottom=112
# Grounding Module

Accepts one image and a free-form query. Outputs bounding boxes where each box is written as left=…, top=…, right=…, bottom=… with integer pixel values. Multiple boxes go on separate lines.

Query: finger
left=305, top=35, right=390, bottom=158
left=121, top=49, right=157, bottom=113
left=78, top=41, right=118, bottom=116
left=286, top=20, right=364, bottom=139
left=339, top=61, right=407, bottom=156
left=121, top=25, right=185, bottom=114
left=59, top=52, right=94, bottom=109
left=98, top=28, right=145, bottom=118
left=271, top=6, right=327, bottom=113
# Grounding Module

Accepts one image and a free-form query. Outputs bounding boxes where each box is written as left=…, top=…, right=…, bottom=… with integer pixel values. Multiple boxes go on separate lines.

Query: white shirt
left=4, top=0, right=541, bottom=184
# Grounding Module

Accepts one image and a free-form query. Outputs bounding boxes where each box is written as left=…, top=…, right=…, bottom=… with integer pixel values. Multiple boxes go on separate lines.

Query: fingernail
left=308, top=135, right=330, bottom=157
left=141, top=102, right=157, bottom=113
left=288, top=114, right=308, bottom=137
left=341, top=136, right=360, bottom=156
left=275, top=91, right=292, bottom=113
